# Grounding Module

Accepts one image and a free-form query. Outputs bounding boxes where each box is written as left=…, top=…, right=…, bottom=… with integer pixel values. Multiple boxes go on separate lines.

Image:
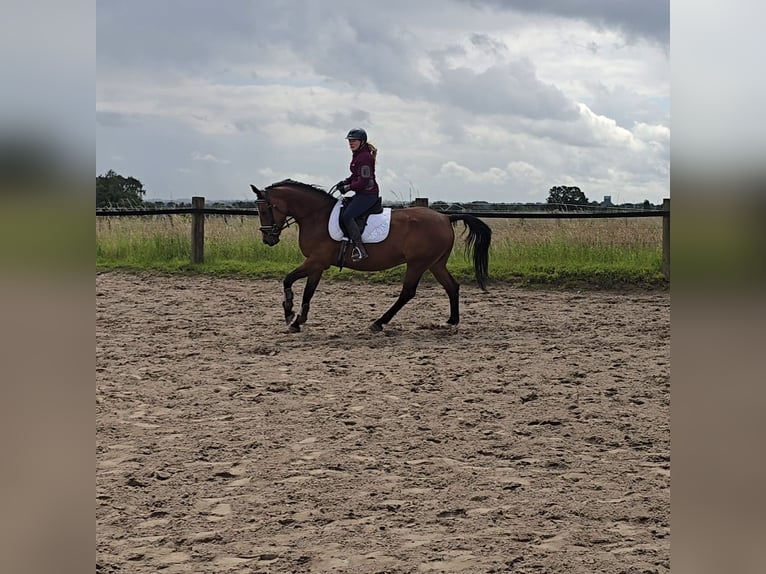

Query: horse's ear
left=250, top=184, right=263, bottom=199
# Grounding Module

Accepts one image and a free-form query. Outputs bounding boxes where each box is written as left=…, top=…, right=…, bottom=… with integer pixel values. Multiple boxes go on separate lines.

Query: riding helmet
left=345, top=128, right=367, bottom=143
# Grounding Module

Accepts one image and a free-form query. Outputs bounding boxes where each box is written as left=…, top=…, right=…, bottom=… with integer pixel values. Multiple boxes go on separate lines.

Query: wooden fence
left=97, top=197, right=670, bottom=280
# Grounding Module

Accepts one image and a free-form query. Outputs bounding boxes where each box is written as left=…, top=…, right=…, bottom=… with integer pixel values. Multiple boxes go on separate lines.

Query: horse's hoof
left=287, top=324, right=300, bottom=333
left=369, top=322, right=383, bottom=332
left=284, top=313, right=295, bottom=325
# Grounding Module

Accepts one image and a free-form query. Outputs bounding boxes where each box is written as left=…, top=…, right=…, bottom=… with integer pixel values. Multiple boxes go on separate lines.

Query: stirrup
left=351, top=245, right=368, bottom=262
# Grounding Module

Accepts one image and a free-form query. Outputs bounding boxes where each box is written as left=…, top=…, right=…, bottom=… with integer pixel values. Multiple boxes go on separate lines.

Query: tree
left=546, top=185, right=589, bottom=208
left=96, top=170, right=146, bottom=207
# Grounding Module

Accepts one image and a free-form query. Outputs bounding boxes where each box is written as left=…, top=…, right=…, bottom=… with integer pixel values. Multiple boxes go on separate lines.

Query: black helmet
left=345, top=128, right=367, bottom=143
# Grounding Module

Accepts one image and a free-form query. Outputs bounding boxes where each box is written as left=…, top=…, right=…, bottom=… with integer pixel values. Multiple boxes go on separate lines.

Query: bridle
left=255, top=194, right=295, bottom=241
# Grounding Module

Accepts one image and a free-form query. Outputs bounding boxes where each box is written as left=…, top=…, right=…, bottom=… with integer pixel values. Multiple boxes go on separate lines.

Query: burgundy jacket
left=344, top=144, right=379, bottom=196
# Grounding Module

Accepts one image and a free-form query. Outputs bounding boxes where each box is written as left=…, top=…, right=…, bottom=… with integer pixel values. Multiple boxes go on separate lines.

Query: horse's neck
left=284, top=191, right=333, bottom=223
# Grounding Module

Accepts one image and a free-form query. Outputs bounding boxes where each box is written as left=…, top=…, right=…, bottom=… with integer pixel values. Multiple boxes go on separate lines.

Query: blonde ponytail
left=367, top=142, right=378, bottom=164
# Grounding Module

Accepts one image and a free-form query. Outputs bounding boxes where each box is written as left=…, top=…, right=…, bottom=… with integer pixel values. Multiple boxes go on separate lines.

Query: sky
left=96, top=0, right=669, bottom=205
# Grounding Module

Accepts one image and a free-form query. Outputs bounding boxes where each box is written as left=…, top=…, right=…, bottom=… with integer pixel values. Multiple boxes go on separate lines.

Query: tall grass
left=478, top=218, right=663, bottom=287
left=96, top=214, right=665, bottom=288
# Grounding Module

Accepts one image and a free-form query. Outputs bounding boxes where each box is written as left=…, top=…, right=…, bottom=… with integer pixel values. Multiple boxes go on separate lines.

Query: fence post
left=661, top=198, right=670, bottom=281
left=191, top=196, right=205, bottom=264
left=414, top=197, right=429, bottom=207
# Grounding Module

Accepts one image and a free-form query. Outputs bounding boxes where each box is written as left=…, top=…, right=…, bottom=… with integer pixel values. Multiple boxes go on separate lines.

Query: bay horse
left=250, top=179, right=491, bottom=333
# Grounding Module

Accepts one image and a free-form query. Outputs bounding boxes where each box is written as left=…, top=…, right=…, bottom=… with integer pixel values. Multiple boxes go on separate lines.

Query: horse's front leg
left=282, top=265, right=310, bottom=326
left=289, top=271, right=324, bottom=332
left=282, top=261, right=327, bottom=333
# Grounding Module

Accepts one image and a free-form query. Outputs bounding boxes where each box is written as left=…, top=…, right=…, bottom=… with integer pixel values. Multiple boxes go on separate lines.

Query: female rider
left=335, top=128, right=379, bottom=262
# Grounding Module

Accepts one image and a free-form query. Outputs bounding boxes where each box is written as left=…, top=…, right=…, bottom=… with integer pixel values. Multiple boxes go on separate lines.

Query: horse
left=250, top=179, right=491, bottom=333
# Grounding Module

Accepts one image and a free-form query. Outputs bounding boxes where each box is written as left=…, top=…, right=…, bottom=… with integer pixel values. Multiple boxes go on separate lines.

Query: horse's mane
left=265, top=179, right=334, bottom=199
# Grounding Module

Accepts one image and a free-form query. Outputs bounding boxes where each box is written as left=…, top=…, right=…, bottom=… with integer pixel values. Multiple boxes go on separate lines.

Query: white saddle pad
left=328, top=200, right=392, bottom=243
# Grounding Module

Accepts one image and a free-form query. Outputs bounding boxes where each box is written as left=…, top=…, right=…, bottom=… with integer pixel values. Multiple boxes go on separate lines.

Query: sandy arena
left=96, top=272, right=670, bottom=573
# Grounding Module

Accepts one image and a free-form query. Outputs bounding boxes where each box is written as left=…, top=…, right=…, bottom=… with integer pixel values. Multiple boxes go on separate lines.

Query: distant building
left=600, top=195, right=614, bottom=207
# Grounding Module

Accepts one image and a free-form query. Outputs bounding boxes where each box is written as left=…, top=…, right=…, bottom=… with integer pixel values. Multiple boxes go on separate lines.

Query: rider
left=335, top=128, right=379, bottom=262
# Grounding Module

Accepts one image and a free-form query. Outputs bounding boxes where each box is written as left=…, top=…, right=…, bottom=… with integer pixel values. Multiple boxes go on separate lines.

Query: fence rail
left=97, top=196, right=670, bottom=279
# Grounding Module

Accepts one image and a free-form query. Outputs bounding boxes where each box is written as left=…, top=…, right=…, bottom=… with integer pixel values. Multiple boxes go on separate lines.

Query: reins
left=257, top=183, right=345, bottom=243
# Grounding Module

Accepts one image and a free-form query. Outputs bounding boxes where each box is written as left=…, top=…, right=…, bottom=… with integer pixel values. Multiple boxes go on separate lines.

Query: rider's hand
left=335, top=181, right=348, bottom=192
left=341, top=190, right=355, bottom=199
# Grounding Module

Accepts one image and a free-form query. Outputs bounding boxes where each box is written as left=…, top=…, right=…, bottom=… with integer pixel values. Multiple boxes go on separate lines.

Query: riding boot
left=344, top=218, right=369, bottom=261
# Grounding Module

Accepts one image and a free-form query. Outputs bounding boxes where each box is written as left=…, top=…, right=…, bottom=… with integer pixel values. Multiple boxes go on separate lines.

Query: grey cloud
left=232, top=119, right=260, bottom=134
left=464, top=0, right=669, bottom=46
left=97, top=2, right=576, bottom=122
left=429, top=43, right=469, bottom=65
left=436, top=113, right=472, bottom=145
left=435, top=61, right=578, bottom=120
left=98, top=0, right=418, bottom=86
left=424, top=38, right=573, bottom=121
left=97, top=1, right=668, bottom=204
left=305, top=18, right=427, bottom=97
left=312, top=23, right=577, bottom=122
left=588, top=83, right=669, bottom=129
left=469, top=33, right=508, bottom=56
left=284, top=110, right=371, bottom=132
left=346, top=109, right=373, bottom=125
left=285, top=111, right=331, bottom=129
left=96, top=111, right=142, bottom=128
left=97, top=0, right=296, bottom=72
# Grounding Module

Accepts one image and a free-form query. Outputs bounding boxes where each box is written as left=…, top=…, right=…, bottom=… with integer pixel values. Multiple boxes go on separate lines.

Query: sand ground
left=97, top=272, right=669, bottom=573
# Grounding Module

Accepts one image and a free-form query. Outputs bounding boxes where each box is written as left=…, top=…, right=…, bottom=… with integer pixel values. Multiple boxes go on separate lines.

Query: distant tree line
left=428, top=184, right=660, bottom=213
left=543, top=185, right=658, bottom=211
left=96, top=171, right=661, bottom=211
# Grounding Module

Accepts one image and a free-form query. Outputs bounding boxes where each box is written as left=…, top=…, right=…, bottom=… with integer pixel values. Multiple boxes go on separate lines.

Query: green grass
left=96, top=215, right=666, bottom=289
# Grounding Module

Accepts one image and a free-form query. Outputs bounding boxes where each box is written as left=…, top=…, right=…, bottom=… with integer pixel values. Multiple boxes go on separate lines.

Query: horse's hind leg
left=370, top=265, right=425, bottom=332
left=430, top=258, right=460, bottom=325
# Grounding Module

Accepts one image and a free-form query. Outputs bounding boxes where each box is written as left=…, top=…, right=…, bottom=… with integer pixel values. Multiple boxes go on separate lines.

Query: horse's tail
left=449, top=214, right=491, bottom=291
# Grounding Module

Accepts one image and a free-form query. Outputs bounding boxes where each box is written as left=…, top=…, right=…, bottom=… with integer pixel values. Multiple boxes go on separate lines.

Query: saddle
left=340, top=197, right=383, bottom=235
left=337, top=197, right=384, bottom=268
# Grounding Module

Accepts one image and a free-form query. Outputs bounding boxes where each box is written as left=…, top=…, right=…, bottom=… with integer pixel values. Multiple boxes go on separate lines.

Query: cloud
left=462, top=0, right=669, bottom=46
left=192, top=153, right=230, bottom=164
left=96, top=111, right=142, bottom=128
left=587, top=82, right=670, bottom=129
left=632, top=122, right=670, bottom=143
left=257, top=167, right=329, bottom=188
left=97, top=1, right=669, bottom=205
left=440, top=161, right=509, bottom=185
left=516, top=103, right=644, bottom=151
left=507, top=161, right=545, bottom=182
left=434, top=59, right=578, bottom=120
left=438, top=159, right=545, bottom=189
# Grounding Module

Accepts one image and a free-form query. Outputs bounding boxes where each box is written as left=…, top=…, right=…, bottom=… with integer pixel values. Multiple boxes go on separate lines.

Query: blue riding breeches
left=340, top=194, right=380, bottom=226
